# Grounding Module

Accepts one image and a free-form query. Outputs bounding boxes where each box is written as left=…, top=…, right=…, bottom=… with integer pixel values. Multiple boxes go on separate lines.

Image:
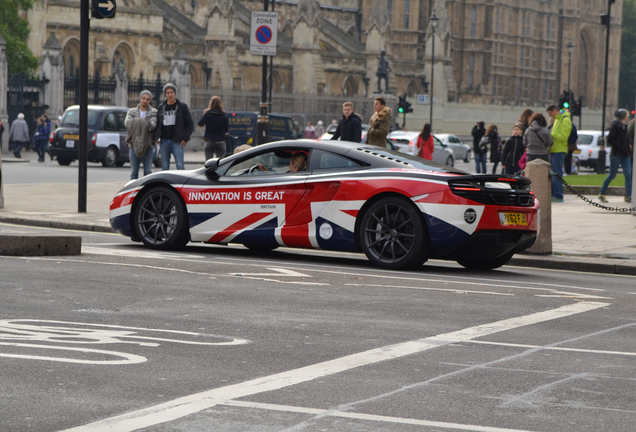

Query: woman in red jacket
left=417, top=123, right=434, bottom=160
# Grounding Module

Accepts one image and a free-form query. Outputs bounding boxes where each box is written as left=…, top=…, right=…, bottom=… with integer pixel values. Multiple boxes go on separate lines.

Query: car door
left=181, top=147, right=310, bottom=248
left=448, top=135, right=465, bottom=159
left=432, top=135, right=451, bottom=165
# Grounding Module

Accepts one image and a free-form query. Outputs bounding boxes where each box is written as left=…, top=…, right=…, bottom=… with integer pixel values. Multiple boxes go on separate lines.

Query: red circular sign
left=255, top=26, right=273, bottom=44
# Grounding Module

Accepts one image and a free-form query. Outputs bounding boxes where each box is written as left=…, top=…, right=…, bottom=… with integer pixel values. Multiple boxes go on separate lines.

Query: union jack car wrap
left=110, top=140, right=539, bottom=270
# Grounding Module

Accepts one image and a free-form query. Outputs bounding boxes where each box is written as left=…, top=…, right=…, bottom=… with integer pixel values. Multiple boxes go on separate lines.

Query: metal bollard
left=524, top=158, right=552, bottom=254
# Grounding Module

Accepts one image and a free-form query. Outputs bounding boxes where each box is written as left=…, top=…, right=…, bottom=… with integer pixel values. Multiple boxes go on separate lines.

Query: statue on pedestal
left=376, top=50, right=392, bottom=94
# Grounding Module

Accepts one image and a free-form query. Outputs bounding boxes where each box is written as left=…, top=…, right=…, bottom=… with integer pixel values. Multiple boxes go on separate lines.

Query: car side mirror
left=204, top=158, right=220, bottom=178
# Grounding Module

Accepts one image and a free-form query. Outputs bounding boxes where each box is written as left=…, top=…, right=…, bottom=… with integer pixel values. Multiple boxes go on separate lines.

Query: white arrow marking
left=98, top=0, right=114, bottom=11
left=231, top=268, right=310, bottom=277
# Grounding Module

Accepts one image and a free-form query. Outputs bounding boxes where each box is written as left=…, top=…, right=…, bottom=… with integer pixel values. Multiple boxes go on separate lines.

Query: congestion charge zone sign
left=250, top=11, right=278, bottom=56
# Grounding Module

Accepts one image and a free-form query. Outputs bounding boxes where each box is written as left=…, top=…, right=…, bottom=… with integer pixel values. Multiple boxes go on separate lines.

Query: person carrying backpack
left=564, top=117, right=578, bottom=174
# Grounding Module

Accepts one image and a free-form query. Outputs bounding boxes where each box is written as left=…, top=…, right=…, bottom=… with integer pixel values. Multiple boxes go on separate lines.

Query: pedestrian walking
left=523, top=113, right=552, bottom=164
left=9, top=113, right=30, bottom=158
left=304, top=121, right=316, bottom=139
left=367, top=96, right=392, bottom=146
left=32, top=118, right=49, bottom=162
left=599, top=109, right=632, bottom=204
left=331, top=102, right=362, bottom=143
left=546, top=104, right=572, bottom=202
left=417, top=123, right=434, bottom=160
left=314, top=120, right=324, bottom=138
left=198, top=95, right=229, bottom=161
left=501, top=124, right=525, bottom=175
left=471, top=121, right=487, bottom=173
left=517, top=109, right=533, bottom=134
left=126, top=90, right=158, bottom=180
left=154, top=83, right=195, bottom=170
left=485, top=124, right=501, bottom=174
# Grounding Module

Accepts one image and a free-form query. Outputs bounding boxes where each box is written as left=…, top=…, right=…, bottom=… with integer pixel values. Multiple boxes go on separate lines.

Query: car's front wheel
left=445, top=155, right=454, bottom=167
left=358, top=196, right=431, bottom=270
left=464, top=150, right=471, bottom=163
left=457, top=252, right=514, bottom=271
left=134, top=186, right=189, bottom=250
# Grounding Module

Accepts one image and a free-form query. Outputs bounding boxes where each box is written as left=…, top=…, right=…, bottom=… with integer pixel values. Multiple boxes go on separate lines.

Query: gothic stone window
left=468, top=54, right=475, bottom=86
left=470, top=7, right=476, bottom=38
left=403, top=0, right=410, bottom=30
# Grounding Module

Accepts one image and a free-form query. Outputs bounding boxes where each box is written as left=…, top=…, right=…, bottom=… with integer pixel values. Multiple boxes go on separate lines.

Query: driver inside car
left=289, top=153, right=307, bottom=172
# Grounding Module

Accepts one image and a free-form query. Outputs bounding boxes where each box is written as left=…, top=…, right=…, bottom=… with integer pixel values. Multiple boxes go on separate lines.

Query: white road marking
left=59, top=301, right=608, bottom=432
left=0, top=320, right=250, bottom=365
left=231, top=268, right=311, bottom=277
left=346, top=283, right=514, bottom=296
left=223, top=400, right=538, bottom=432
left=468, top=340, right=636, bottom=357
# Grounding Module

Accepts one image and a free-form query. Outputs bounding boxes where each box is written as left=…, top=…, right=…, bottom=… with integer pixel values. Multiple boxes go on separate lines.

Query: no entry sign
left=250, top=11, right=278, bottom=56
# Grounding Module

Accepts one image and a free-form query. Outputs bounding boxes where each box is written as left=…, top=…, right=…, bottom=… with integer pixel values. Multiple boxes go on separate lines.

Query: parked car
left=435, top=133, right=471, bottom=162
left=574, top=130, right=609, bottom=170
left=319, top=123, right=370, bottom=142
left=387, top=131, right=455, bottom=167
left=228, top=112, right=301, bottom=149
left=110, top=139, right=539, bottom=270
left=49, top=105, right=161, bottom=167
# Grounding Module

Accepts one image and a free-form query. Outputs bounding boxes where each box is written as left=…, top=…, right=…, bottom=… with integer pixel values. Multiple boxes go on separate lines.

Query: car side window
left=103, top=112, right=117, bottom=131
left=433, top=136, right=444, bottom=147
left=225, top=149, right=308, bottom=176
left=116, top=112, right=127, bottom=131
left=314, top=150, right=362, bottom=170
left=450, top=136, right=460, bottom=144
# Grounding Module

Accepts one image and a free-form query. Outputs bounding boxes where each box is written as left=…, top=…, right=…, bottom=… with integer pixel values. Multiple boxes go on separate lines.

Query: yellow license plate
left=63, top=134, right=79, bottom=140
left=573, top=149, right=581, bottom=154
left=499, top=213, right=528, bottom=226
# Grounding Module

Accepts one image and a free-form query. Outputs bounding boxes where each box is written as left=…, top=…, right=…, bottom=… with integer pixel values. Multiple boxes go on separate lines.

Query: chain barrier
left=550, top=171, right=635, bottom=213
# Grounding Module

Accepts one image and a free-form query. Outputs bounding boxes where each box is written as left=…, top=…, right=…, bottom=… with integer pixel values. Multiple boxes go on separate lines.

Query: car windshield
left=354, top=147, right=466, bottom=174
left=61, top=109, right=100, bottom=128
left=326, top=124, right=338, bottom=133
left=577, top=134, right=594, bottom=145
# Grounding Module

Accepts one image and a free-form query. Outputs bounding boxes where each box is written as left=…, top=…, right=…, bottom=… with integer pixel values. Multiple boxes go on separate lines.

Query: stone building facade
left=22, top=0, right=622, bottom=114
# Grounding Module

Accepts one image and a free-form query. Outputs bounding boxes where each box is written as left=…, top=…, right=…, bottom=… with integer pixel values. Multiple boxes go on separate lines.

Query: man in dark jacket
left=154, top=83, right=195, bottom=170
left=331, top=102, right=362, bottom=143
left=471, top=121, right=487, bottom=173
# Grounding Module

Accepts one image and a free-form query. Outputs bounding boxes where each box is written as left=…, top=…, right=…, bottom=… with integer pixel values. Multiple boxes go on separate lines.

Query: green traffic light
left=398, top=107, right=404, bottom=113
left=563, top=102, right=570, bottom=108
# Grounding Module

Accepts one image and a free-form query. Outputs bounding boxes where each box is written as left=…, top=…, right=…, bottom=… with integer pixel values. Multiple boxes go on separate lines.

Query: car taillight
left=49, top=132, right=54, bottom=144
left=409, top=140, right=415, bottom=154
left=91, top=133, right=97, bottom=146
left=588, top=149, right=592, bottom=157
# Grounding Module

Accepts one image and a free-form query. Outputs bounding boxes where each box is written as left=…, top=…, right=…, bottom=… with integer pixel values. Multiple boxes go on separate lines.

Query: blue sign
left=97, top=0, right=116, bottom=18
left=255, top=26, right=273, bottom=44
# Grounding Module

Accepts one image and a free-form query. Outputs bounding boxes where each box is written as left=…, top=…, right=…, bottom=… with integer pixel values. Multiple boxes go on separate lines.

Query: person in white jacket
left=9, top=113, right=30, bottom=158
left=125, top=91, right=158, bottom=180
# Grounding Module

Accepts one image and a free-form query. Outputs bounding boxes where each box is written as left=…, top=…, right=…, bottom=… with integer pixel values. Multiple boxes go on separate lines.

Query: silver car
left=435, top=133, right=471, bottom=162
left=387, top=131, right=455, bottom=167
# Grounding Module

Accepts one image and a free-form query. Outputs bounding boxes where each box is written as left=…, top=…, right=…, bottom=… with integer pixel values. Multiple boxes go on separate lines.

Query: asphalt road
left=1, top=223, right=635, bottom=432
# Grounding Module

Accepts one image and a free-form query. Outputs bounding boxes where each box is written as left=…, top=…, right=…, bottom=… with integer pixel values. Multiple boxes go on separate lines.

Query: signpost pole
left=256, top=0, right=270, bottom=145
left=79, top=0, right=90, bottom=213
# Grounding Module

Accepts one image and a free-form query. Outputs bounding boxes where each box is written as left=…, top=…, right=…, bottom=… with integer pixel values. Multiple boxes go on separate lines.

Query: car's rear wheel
left=57, top=156, right=72, bottom=166
left=457, top=252, right=514, bottom=271
left=358, top=196, right=430, bottom=270
left=102, top=146, right=118, bottom=167
left=445, top=155, right=454, bottom=167
left=134, top=186, right=189, bottom=250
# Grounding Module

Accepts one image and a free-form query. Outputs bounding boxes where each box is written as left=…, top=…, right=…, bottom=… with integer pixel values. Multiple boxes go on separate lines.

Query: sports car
left=110, top=140, right=539, bottom=270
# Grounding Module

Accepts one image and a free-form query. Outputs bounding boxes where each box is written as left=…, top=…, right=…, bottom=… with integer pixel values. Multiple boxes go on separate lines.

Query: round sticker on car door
left=464, top=208, right=477, bottom=224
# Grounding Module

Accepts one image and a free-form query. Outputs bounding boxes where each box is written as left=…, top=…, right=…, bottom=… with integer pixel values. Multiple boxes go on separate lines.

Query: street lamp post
left=429, top=11, right=439, bottom=129
left=598, top=0, right=613, bottom=174
left=567, top=41, right=574, bottom=113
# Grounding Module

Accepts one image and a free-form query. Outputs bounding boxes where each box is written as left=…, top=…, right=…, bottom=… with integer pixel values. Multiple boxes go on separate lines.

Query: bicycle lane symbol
left=0, top=320, right=251, bottom=365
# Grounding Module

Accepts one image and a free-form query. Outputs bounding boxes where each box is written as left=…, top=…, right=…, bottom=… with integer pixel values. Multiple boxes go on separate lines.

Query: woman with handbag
left=523, top=113, right=553, bottom=163
left=417, top=123, right=434, bottom=160
left=484, top=124, right=501, bottom=174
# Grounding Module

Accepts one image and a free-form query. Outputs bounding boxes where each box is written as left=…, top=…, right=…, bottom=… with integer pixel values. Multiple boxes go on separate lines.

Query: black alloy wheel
left=359, top=197, right=431, bottom=270
left=134, top=186, right=189, bottom=250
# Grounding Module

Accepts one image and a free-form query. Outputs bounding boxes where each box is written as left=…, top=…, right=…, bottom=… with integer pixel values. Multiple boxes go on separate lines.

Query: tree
left=619, top=0, right=636, bottom=110
left=0, top=0, right=39, bottom=75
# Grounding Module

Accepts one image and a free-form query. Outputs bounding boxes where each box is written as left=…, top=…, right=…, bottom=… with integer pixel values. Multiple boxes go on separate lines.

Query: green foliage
left=0, top=0, right=39, bottom=75
left=619, top=0, right=636, bottom=109
left=560, top=174, right=624, bottom=187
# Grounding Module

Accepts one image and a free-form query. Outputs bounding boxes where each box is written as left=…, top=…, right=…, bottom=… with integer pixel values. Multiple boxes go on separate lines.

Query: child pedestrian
left=502, top=124, right=525, bottom=174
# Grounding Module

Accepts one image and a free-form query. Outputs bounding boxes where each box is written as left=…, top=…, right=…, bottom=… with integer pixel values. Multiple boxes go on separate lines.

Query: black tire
left=134, top=186, right=190, bottom=250
left=445, top=155, right=454, bottom=167
left=115, top=160, right=125, bottom=167
left=57, top=157, right=72, bottom=166
left=102, top=146, right=118, bottom=167
left=464, top=151, right=471, bottom=163
left=457, top=252, right=514, bottom=271
left=358, top=196, right=431, bottom=270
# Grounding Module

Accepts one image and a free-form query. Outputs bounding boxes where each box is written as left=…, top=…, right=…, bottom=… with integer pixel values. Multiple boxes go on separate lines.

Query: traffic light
left=559, top=90, right=574, bottom=110
left=571, top=98, right=582, bottom=117
left=398, top=95, right=413, bottom=114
